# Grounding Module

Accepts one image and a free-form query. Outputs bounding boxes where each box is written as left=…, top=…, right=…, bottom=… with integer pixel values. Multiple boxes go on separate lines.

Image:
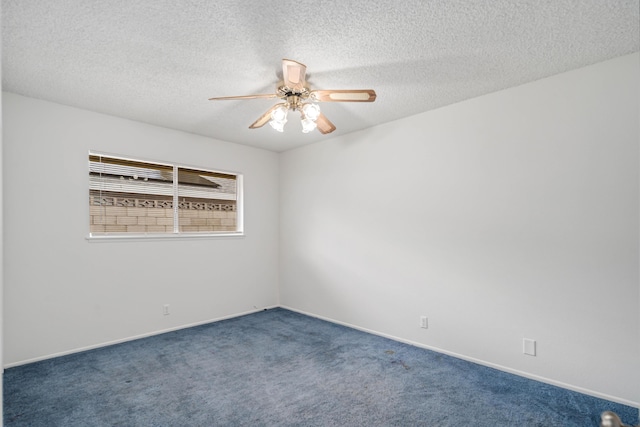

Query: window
left=89, top=152, right=242, bottom=237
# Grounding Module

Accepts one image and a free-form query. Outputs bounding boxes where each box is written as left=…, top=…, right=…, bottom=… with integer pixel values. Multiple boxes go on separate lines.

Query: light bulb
left=301, top=118, right=317, bottom=133
left=302, top=103, right=321, bottom=121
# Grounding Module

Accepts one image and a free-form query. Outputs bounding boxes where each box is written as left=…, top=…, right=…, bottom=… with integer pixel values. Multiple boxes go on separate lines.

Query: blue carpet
left=4, top=308, right=638, bottom=426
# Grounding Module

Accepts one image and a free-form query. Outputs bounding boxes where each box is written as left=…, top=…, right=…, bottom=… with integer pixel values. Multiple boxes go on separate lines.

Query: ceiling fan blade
left=282, top=59, right=307, bottom=91
left=310, top=89, right=376, bottom=102
left=249, top=103, right=286, bottom=129
left=315, top=113, right=336, bottom=135
left=209, top=94, right=278, bottom=101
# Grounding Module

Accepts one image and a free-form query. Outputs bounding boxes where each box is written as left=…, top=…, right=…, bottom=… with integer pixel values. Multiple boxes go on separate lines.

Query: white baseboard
left=280, top=305, right=640, bottom=409
left=5, top=304, right=638, bottom=410
left=3, top=305, right=278, bottom=369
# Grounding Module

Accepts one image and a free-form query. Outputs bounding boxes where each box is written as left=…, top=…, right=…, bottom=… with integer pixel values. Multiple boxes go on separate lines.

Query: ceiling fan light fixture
left=270, top=105, right=288, bottom=122
left=301, top=103, right=321, bottom=121
left=269, top=119, right=286, bottom=132
left=301, top=118, right=318, bottom=133
left=209, top=59, right=376, bottom=136
left=268, top=104, right=289, bottom=132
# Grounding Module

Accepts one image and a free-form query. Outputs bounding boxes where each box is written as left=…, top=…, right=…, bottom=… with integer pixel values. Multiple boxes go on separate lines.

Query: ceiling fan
left=209, top=59, right=376, bottom=135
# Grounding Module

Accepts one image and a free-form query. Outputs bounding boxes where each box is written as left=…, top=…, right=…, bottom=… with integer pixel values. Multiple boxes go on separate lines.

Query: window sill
left=86, top=232, right=244, bottom=242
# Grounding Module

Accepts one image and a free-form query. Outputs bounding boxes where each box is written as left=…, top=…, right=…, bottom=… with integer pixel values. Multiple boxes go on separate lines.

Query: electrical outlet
left=163, top=304, right=170, bottom=316
left=420, top=316, right=428, bottom=329
left=523, top=338, right=536, bottom=356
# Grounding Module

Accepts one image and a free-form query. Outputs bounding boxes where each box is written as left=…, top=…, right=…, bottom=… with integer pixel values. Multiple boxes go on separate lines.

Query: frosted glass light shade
left=269, top=120, right=286, bottom=132
left=301, top=118, right=317, bottom=133
left=271, top=105, right=288, bottom=122
left=302, top=103, right=321, bottom=121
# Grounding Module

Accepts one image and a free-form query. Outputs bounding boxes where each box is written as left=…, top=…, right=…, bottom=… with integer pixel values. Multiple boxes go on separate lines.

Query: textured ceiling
left=2, top=1, right=639, bottom=152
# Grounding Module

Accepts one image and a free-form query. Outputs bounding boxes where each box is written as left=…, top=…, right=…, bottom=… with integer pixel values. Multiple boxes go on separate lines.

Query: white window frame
left=87, top=151, right=244, bottom=241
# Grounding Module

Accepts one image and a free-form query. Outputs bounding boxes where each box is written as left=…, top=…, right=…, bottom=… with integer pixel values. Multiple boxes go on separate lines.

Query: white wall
left=0, top=21, right=4, bottom=425
left=2, top=93, right=279, bottom=366
left=280, top=53, right=639, bottom=405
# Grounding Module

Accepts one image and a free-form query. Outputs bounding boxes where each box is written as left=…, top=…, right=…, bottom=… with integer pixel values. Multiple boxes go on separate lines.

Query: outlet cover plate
left=523, top=338, right=536, bottom=356
left=420, top=316, right=428, bottom=329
